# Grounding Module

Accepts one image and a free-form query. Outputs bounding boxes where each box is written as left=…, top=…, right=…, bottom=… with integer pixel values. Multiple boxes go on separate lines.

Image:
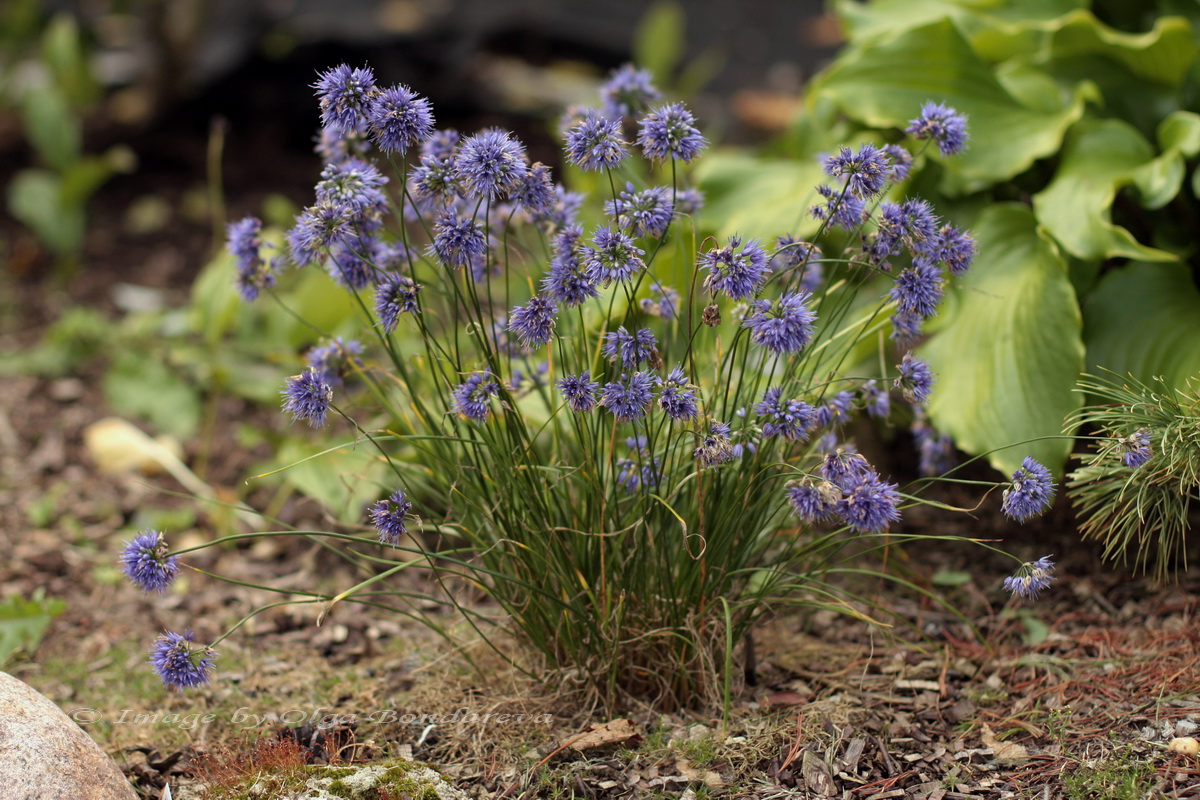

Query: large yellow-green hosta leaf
left=694, top=152, right=826, bottom=241
left=920, top=204, right=1084, bottom=475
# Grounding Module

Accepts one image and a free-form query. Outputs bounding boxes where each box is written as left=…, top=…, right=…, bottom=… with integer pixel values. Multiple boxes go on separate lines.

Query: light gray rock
left=0, top=671, right=138, bottom=800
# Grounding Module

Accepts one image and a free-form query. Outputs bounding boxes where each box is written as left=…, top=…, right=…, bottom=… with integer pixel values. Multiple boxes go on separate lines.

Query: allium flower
left=583, top=226, right=645, bottom=286
left=564, top=110, right=629, bottom=171
left=895, top=353, right=934, bottom=404
left=454, top=128, right=529, bottom=200
left=150, top=630, right=216, bottom=690
left=411, top=154, right=460, bottom=202
left=368, top=84, right=434, bottom=154
left=375, top=273, right=421, bottom=332
left=1001, top=457, right=1056, bottom=522
left=287, top=201, right=352, bottom=267
left=754, top=387, right=816, bottom=441
left=369, top=488, right=413, bottom=546
left=936, top=225, right=976, bottom=275
left=695, top=422, right=735, bottom=467
left=700, top=235, right=770, bottom=300
left=907, top=102, right=969, bottom=156
left=786, top=479, right=841, bottom=524
left=316, top=158, right=388, bottom=220
left=315, top=124, right=370, bottom=166
left=811, top=184, right=868, bottom=230
left=452, top=372, right=500, bottom=423
left=121, top=530, right=179, bottom=594
left=656, top=367, right=699, bottom=422
left=282, top=368, right=333, bottom=428
left=912, top=415, right=955, bottom=476
left=1004, top=555, right=1056, bottom=599
left=637, top=102, right=708, bottom=163
left=600, top=64, right=662, bottom=118
left=889, top=261, right=944, bottom=319
left=742, top=292, right=816, bottom=354
left=823, top=143, right=891, bottom=200
left=514, top=162, right=556, bottom=215
left=890, top=311, right=924, bottom=346
left=227, top=217, right=275, bottom=301
left=558, top=371, right=600, bottom=413
left=422, top=128, right=460, bottom=160
left=837, top=474, right=902, bottom=534
left=605, top=184, right=675, bottom=238
left=883, top=144, right=913, bottom=181
left=542, top=225, right=599, bottom=306
left=640, top=281, right=680, bottom=319
left=528, top=184, right=586, bottom=231
left=599, top=372, right=654, bottom=422
left=860, top=380, right=890, bottom=419
left=508, top=295, right=558, bottom=349
left=428, top=211, right=487, bottom=271
left=307, top=337, right=364, bottom=387
left=824, top=391, right=855, bottom=427
left=313, top=63, right=377, bottom=135
left=1120, top=429, right=1153, bottom=468
left=820, top=448, right=874, bottom=492
left=602, top=326, right=658, bottom=369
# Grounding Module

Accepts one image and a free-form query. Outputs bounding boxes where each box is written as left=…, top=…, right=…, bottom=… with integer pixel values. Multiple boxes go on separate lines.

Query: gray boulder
left=0, top=671, right=137, bottom=800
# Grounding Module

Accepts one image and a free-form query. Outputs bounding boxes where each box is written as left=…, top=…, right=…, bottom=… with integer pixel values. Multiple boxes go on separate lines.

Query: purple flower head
left=542, top=224, right=600, bottom=306
left=599, top=372, right=654, bottom=422
left=742, top=291, right=817, bottom=355
left=860, top=380, right=890, bottom=420
left=811, top=184, right=868, bottom=230
left=583, top=226, right=645, bottom=286
left=1120, top=428, right=1153, bottom=468
left=883, top=144, right=913, bottom=181
left=454, top=128, right=529, bottom=200
left=307, top=337, right=365, bottom=387
left=907, top=102, right=969, bottom=156
left=452, top=372, right=501, bottom=423
left=1002, top=457, right=1056, bottom=522
left=121, top=530, right=179, bottom=594
left=600, top=64, right=662, bottom=119
left=695, top=421, right=735, bottom=467
left=638, top=102, right=708, bottom=163
left=287, top=201, right=352, bottom=267
left=605, top=184, right=675, bottom=238
left=890, top=311, right=924, bottom=346
left=368, top=84, right=434, bottom=154
left=315, top=124, right=370, bottom=166
left=700, top=235, right=770, bottom=300
left=820, top=448, right=874, bottom=492
left=326, top=233, right=383, bottom=290
left=564, top=110, right=629, bottom=171
left=421, top=128, right=460, bottom=160
left=227, top=217, right=275, bottom=301
left=883, top=199, right=941, bottom=258
left=912, top=414, right=955, bottom=477
left=602, top=326, right=659, bottom=369
left=640, top=281, right=680, bottom=319
left=282, top=368, right=333, bottom=428
left=1004, top=555, right=1056, bottom=599
left=824, top=143, right=891, bottom=200
left=558, top=371, right=601, bottom=413
left=615, top=455, right=663, bottom=494
left=936, top=225, right=976, bottom=275
left=528, top=184, right=586, bottom=231
left=150, top=630, right=216, bottom=691
left=428, top=211, right=487, bottom=271
left=786, top=478, right=841, bottom=524
left=895, top=353, right=934, bottom=404
left=375, top=273, right=421, bottom=332
left=772, top=237, right=823, bottom=295
left=825, top=390, right=855, bottom=427
left=411, top=154, right=461, bottom=203
left=837, top=474, right=902, bottom=534
left=369, top=488, right=413, bottom=547
left=754, top=387, right=816, bottom=441
left=508, top=295, right=558, bottom=349
left=313, top=63, right=377, bottom=135
left=889, top=261, right=944, bottom=320
left=657, top=367, right=700, bottom=422
left=514, top=162, right=556, bottom=215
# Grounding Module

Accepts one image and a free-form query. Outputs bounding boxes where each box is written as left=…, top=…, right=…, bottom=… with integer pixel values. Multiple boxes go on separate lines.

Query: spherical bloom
left=307, top=337, right=364, bottom=387
left=410, top=154, right=460, bottom=202
left=428, top=211, right=487, bottom=271
left=1002, top=457, right=1056, bottom=522
left=874, top=199, right=940, bottom=262
left=695, top=422, right=735, bottom=467
left=823, top=143, right=891, bottom=200
left=907, top=102, right=969, bottom=156
left=837, top=474, right=902, bottom=534
left=675, top=187, right=705, bottom=216
left=656, top=367, right=699, bottom=422
left=860, top=380, right=890, bottom=420
left=316, top=158, right=389, bottom=221
left=820, top=448, right=876, bottom=492
left=754, top=387, right=816, bottom=441
left=895, top=353, right=934, bottom=404
left=121, top=530, right=179, bottom=594
left=421, top=128, right=460, bottom=160
left=600, top=63, right=662, bottom=118
left=227, top=217, right=275, bottom=302
left=287, top=201, right=352, bottom=267
left=890, top=311, right=924, bottom=346
left=326, top=233, right=382, bottom=290
left=454, top=128, right=529, bottom=200
left=786, top=479, right=841, bottom=524
left=605, top=184, right=675, bottom=238
left=602, top=326, right=659, bottom=370
left=1120, top=428, right=1153, bottom=468
left=1004, top=555, right=1056, bottom=599
left=368, top=84, right=434, bottom=154
left=936, top=225, right=976, bottom=275
left=508, top=295, right=558, bottom=349
left=883, top=144, right=913, bottom=181
left=369, top=488, right=413, bottom=546
left=528, top=184, right=586, bottom=231
left=150, top=630, right=216, bottom=691
left=599, top=372, right=654, bottom=422
left=640, top=281, right=680, bottom=319
left=558, top=371, right=600, bottom=413
left=282, top=368, right=333, bottom=428
left=564, top=110, right=629, bottom=171
left=742, top=291, right=817, bottom=354
left=452, top=372, right=500, bottom=423
left=811, top=184, right=868, bottom=230
left=700, top=235, right=770, bottom=300
left=313, top=63, right=377, bottom=135
left=375, top=273, right=421, bottom=333
left=889, top=261, right=944, bottom=320
left=583, top=226, right=645, bottom=286
left=637, top=102, right=708, bottom=163
left=542, top=225, right=600, bottom=306
left=513, top=162, right=556, bottom=215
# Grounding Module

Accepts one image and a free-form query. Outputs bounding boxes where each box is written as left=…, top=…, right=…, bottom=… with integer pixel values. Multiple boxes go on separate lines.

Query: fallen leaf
left=981, top=724, right=1030, bottom=765
left=675, top=758, right=724, bottom=787
left=567, top=718, right=641, bottom=751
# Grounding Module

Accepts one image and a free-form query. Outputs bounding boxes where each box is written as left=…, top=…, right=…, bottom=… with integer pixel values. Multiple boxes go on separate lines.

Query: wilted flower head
left=1004, top=555, right=1055, bottom=599
left=600, top=64, right=662, bottom=118
left=1119, top=428, right=1153, bottom=468
left=637, top=102, right=708, bottom=163
left=282, top=368, right=334, bottom=428
left=695, top=422, right=735, bottom=467
left=700, top=235, right=770, bottom=300
left=370, top=488, right=413, bottom=546
left=150, top=630, right=216, bottom=690
left=368, top=84, right=434, bottom=154
left=823, top=143, right=891, bottom=200
left=121, top=530, right=179, bottom=594
left=455, top=128, right=529, bottom=200
left=313, top=63, right=377, bottom=135
left=1001, top=457, right=1056, bottom=522
left=907, top=102, right=969, bottom=156
left=564, top=110, right=628, bottom=171
left=895, top=353, right=934, bottom=404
